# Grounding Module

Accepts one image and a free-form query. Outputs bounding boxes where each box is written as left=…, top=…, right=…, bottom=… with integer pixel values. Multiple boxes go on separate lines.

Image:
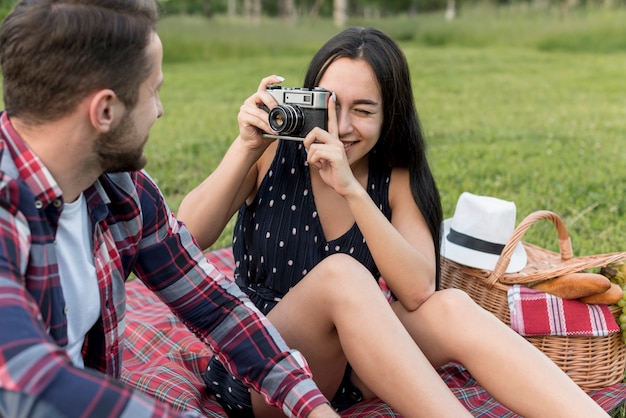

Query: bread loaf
left=530, top=272, right=611, bottom=300
left=578, top=282, right=624, bottom=305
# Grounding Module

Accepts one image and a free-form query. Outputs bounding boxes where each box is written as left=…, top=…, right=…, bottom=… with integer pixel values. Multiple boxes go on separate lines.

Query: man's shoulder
left=94, top=170, right=167, bottom=219
left=0, top=173, right=19, bottom=216
left=0, top=161, right=34, bottom=218
left=101, top=170, right=159, bottom=195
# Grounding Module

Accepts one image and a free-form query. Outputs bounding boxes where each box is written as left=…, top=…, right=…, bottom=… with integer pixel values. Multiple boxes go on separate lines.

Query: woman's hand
left=303, top=94, right=362, bottom=198
left=237, top=75, right=283, bottom=152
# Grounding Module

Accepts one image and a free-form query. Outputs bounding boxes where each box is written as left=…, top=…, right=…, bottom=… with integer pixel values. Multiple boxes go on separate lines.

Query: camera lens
left=268, top=105, right=304, bottom=135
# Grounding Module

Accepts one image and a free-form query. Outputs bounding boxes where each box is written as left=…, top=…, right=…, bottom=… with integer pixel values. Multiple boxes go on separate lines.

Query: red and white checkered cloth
left=508, top=284, right=620, bottom=337
left=121, top=247, right=626, bottom=417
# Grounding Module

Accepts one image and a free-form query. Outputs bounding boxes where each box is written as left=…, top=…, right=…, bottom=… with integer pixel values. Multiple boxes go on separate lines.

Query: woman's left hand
left=303, top=94, right=361, bottom=197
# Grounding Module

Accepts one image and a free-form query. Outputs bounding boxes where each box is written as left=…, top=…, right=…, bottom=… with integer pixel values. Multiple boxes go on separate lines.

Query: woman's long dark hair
left=303, top=27, right=443, bottom=288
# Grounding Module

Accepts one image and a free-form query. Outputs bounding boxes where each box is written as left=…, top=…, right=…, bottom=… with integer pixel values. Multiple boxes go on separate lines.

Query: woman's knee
left=317, top=253, right=370, bottom=274
left=304, top=254, right=385, bottom=305
left=310, top=254, right=376, bottom=287
left=419, top=288, right=479, bottom=321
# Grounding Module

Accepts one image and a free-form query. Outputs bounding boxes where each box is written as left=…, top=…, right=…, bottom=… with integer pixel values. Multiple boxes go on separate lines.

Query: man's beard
left=94, top=112, right=148, bottom=173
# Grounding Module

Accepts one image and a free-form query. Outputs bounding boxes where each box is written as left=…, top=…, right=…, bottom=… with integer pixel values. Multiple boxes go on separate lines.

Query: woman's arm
left=345, top=168, right=437, bottom=311
left=178, top=138, right=260, bottom=249
left=178, top=75, right=284, bottom=249
left=304, top=98, right=436, bottom=311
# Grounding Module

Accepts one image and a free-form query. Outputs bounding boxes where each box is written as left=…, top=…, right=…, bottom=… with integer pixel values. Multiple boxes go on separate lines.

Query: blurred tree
left=203, top=0, right=212, bottom=16
left=244, top=0, right=261, bottom=23
left=228, top=0, right=236, bottom=15
left=279, top=0, right=296, bottom=21
left=334, top=0, right=347, bottom=25
left=308, top=0, right=325, bottom=18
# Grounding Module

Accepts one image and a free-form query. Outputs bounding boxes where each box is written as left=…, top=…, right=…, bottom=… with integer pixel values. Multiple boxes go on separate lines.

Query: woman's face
left=318, top=57, right=383, bottom=170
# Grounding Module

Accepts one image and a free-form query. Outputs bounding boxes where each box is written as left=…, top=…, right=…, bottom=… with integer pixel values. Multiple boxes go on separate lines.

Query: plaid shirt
left=0, top=112, right=327, bottom=418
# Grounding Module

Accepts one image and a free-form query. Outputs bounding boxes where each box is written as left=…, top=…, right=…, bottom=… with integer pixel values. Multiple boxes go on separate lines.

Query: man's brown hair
left=0, top=0, right=159, bottom=124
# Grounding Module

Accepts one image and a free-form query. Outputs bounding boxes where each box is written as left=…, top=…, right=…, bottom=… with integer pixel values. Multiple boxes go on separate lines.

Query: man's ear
left=88, top=89, right=124, bottom=133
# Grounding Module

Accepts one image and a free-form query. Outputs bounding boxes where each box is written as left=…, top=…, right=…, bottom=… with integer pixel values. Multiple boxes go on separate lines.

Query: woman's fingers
left=326, top=91, right=338, bottom=137
left=257, top=75, right=285, bottom=92
left=239, top=75, right=286, bottom=135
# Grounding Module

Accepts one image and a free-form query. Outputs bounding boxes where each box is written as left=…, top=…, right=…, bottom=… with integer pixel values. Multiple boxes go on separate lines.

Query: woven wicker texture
left=440, top=210, right=626, bottom=392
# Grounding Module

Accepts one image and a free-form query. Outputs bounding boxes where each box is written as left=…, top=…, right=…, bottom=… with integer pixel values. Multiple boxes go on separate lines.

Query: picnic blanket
left=121, top=247, right=626, bottom=417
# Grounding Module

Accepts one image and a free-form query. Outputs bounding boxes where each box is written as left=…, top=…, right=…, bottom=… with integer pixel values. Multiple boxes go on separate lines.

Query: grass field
left=147, top=6, right=626, bottom=255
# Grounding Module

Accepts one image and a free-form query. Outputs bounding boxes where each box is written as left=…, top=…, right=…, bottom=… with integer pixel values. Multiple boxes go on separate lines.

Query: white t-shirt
left=55, top=193, right=100, bottom=368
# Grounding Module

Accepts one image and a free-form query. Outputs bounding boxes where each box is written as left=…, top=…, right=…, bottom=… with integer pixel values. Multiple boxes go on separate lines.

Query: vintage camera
left=263, top=85, right=331, bottom=141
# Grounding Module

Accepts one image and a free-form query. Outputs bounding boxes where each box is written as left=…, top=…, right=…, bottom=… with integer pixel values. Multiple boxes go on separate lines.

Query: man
left=0, top=0, right=338, bottom=417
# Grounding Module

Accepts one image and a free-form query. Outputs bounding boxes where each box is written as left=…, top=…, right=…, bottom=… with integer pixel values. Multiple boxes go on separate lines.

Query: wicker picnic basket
left=440, top=210, right=626, bottom=392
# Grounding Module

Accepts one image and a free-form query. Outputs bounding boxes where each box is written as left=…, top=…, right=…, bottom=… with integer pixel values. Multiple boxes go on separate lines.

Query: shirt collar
left=0, top=112, right=64, bottom=209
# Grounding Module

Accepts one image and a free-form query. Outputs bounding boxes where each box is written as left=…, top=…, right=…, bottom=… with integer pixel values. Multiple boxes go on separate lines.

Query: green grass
left=148, top=7, right=626, bottom=256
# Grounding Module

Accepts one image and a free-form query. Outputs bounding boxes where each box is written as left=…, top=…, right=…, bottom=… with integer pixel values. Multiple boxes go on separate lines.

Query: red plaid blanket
left=122, top=247, right=626, bottom=417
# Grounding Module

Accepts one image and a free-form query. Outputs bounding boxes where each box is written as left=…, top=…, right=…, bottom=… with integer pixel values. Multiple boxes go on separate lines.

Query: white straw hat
left=441, top=192, right=527, bottom=273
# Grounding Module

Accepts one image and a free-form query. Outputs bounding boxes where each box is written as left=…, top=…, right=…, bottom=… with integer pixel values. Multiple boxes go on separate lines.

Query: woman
left=179, top=27, right=607, bottom=417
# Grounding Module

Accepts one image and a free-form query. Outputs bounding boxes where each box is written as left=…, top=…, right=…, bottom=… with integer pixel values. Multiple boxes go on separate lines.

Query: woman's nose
left=336, top=110, right=353, bottom=136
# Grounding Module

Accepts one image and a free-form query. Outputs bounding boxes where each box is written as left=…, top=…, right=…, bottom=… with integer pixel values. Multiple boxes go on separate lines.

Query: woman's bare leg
left=251, top=254, right=471, bottom=418
left=391, top=288, right=608, bottom=418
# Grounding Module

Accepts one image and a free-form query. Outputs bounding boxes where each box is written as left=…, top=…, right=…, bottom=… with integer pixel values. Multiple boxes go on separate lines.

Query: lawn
left=148, top=6, right=626, bottom=256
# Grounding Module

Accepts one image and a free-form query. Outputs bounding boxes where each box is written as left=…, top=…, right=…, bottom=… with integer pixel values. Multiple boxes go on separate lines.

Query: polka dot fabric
left=232, top=140, right=392, bottom=306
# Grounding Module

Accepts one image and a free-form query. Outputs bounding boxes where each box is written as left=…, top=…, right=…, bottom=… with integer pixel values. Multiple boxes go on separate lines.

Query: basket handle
left=486, top=210, right=573, bottom=285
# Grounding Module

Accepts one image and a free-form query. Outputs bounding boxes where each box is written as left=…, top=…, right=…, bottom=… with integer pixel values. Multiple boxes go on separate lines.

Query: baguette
left=578, top=283, right=624, bottom=305
left=530, top=272, right=611, bottom=299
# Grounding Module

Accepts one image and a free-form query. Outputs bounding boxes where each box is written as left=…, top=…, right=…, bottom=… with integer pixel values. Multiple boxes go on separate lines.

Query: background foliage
left=157, top=0, right=626, bottom=18
left=3, top=0, right=626, bottom=20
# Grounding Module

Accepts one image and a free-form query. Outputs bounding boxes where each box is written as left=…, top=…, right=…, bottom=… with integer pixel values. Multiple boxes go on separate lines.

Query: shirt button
left=53, top=199, right=62, bottom=208
left=35, top=200, right=43, bottom=209
left=63, top=306, right=68, bottom=315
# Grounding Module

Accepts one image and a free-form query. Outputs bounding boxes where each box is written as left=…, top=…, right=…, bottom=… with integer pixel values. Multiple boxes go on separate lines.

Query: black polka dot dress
left=233, top=139, right=392, bottom=315
left=205, top=140, right=392, bottom=416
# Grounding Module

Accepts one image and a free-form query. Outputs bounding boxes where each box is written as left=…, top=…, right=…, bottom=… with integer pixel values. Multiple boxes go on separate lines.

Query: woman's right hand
left=178, top=75, right=284, bottom=248
left=236, top=75, right=284, bottom=152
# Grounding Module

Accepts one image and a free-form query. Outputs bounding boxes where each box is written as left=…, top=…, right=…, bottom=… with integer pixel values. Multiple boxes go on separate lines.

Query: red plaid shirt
left=0, top=112, right=327, bottom=417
